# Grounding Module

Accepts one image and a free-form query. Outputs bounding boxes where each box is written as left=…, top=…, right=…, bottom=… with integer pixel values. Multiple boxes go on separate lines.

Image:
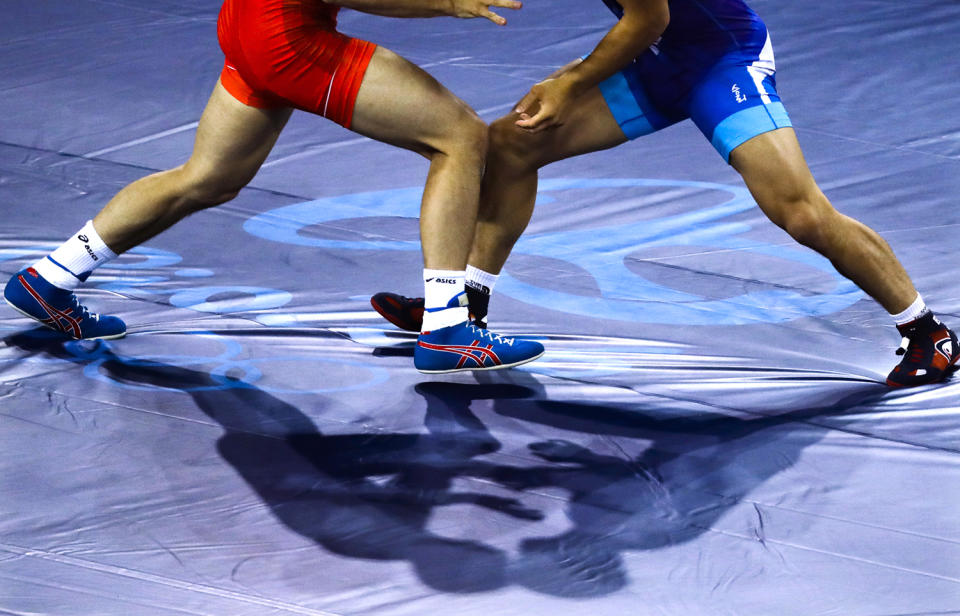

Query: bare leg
left=350, top=47, right=488, bottom=270
left=730, top=128, right=917, bottom=314
left=468, top=78, right=627, bottom=273
left=94, top=81, right=292, bottom=254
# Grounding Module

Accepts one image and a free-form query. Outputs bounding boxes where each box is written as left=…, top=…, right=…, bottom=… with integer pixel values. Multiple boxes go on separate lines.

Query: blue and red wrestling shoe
left=415, top=321, right=543, bottom=374
left=4, top=267, right=126, bottom=340
left=886, top=313, right=959, bottom=387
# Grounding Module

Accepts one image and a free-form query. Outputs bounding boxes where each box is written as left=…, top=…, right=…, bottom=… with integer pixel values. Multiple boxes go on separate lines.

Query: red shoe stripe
left=418, top=339, right=502, bottom=367
left=17, top=275, right=83, bottom=338
left=455, top=341, right=480, bottom=369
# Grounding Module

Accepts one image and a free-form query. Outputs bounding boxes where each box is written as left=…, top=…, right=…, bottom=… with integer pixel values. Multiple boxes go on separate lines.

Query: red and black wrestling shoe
left=370, top=292, right=425, bottom=332
left=371, top=291, right=487, bottom=332
left=886, top=312, right=960, bottom=387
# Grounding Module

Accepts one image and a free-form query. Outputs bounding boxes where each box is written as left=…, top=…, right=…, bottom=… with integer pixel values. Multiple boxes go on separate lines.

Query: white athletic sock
left=891, top=293, right=929, bottom=325
left=466, top=264, right=499, bottom=295
left=421, top=268, right=468, bottom=332
left=32, top=220, right=117, bottom=291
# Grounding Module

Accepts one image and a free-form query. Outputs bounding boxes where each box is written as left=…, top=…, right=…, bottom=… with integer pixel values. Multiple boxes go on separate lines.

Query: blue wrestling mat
left=2, top=1, right=959, bottom=614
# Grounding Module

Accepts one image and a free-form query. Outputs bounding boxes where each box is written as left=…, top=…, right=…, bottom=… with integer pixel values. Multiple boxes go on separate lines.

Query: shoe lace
left=895, top=336, right=910, bottom=356
left=470, top=324, right=513, bottom=346
left=67, top=294, right=97, bottom=322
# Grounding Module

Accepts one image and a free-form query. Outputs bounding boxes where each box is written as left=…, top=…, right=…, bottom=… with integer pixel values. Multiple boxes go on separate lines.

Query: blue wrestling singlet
left=597, top=0, right=792, bottom=161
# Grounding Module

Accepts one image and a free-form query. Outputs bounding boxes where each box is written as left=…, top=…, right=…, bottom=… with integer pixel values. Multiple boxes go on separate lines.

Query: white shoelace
left=470, top=324, right=514, bottom=346
left=896, top=336, right=911, bottom=356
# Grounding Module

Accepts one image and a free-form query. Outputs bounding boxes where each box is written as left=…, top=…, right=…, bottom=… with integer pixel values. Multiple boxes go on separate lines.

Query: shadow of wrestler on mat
left=5, top=329, right=885, bottom=597
left=5, top=328, right=533, bottom=592
left=418, top=378, right=885, bottom=597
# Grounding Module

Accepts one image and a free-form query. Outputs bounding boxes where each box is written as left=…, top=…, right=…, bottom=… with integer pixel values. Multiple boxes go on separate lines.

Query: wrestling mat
left=1, top=1, right=958, bottom=614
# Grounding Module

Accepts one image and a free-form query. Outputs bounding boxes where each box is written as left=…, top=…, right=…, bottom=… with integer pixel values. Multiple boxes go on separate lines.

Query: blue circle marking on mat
left=168, top=286, right=293, bottom=314
left=175, top=268, right=215, bottom=278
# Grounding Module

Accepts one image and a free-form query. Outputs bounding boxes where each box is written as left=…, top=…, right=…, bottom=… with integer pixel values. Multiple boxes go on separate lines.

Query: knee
left=488, top=115, right=539, bottom=172
left=175, top=165, right=244, bottom=212
left=433, top=107, right=488, bottom=164
left=775, top=194, right=836, bottom=251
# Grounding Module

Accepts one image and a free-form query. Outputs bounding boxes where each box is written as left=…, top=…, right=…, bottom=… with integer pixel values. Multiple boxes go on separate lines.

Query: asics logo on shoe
left=935, top=338, right=955, bottom=361
left=26, top=267, right=39, bottom=278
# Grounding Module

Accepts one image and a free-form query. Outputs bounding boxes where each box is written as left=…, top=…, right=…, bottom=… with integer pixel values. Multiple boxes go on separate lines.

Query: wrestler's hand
left=514, top=75, right=579, bottom=132
left=450, top=0, right=522, bottom=25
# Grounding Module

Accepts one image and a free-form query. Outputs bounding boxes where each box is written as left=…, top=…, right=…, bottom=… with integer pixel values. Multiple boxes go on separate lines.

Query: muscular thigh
left=730, top=126, right=823, bottom=226
left=349, top=46, right=480, bottom=155
left=184, top=81, right=291, bottom=190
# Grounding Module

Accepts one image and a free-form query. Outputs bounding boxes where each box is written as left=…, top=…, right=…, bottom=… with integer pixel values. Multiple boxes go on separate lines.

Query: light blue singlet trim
left=712, top=101, right=792, bottom=162
left=599, top=70, right=656, bottom=139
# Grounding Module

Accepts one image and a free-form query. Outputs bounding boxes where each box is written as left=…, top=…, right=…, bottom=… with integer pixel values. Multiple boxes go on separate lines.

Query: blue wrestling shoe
left=415, top=320, right=543, bottom=373
left=4, top=267, right=126, bottom=340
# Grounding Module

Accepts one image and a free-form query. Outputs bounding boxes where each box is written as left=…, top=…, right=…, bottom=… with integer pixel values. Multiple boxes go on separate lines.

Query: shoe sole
left=885, top=352, right=960, bottom=388
left=416, top=349, right=545, bottom=374
left=4, top=297, right=126, bottom=341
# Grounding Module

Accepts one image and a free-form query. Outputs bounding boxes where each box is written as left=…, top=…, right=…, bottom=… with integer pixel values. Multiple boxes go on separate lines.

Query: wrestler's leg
left=4, top=81, right=291, bottom=339
left=350, top=46, right=545, bottom=371
left=94, top=81, right=291, bottom=254
left=731, top=126, right=960, bottom=386
left=730, top=127, right=916, bottom=314
left=369, top=64, right=632, bottom=332
left=469, top=77, right=628, bottom=273
left=348, top=46, right=487, bottom=270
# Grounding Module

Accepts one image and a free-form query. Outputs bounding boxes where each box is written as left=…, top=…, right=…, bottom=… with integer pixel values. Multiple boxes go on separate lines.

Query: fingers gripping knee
left=488, top=116, right=540, bottom=171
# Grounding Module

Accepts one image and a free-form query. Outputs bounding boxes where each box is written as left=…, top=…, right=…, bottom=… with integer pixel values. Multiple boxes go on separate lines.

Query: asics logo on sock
left=426, top=277, right=457, bottom=284
left=77, top=234, right=99, bottom=261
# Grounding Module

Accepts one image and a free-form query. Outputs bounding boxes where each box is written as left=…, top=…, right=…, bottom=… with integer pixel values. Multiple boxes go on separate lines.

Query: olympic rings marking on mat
left=243, top=178, right=864, bottom=325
